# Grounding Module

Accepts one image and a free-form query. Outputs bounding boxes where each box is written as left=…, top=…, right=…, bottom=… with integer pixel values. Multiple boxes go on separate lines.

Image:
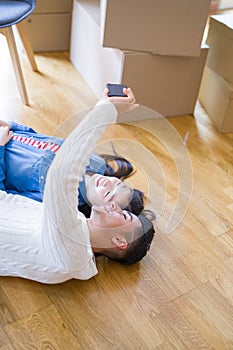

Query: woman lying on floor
left=0, top=119, right=144, bottom=216
left=0, top=87, right=155, bottom=284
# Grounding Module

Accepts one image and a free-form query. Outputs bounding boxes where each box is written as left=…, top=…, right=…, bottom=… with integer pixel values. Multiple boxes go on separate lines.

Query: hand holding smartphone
left=104, top=83, right=138, bottom=114
left=106, top=83, right=128, bottom=97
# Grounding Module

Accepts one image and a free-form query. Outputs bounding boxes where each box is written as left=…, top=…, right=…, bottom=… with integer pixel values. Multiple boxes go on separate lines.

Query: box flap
left=209, top=14, right=233, bottom=41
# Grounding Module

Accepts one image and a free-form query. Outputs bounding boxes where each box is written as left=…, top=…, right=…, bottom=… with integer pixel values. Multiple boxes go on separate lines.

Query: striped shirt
left=11, top=134, right=61, bottom=153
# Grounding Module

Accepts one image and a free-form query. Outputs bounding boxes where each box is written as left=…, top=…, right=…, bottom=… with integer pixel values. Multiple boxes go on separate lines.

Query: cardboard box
left=24, top=13, right=71, bottom=51
left=100, top=0, right=211, bottom=57
left=121, top=48, right=208, bottom=117
left=23, top=0, right=72, bottom=51
left=70, top=0, right=208, bottom=117
left=199, top=66, right=233, bottom=133
left=206, top=14, right=233, bottom=84
left=34, top=0, right=73, bottom=14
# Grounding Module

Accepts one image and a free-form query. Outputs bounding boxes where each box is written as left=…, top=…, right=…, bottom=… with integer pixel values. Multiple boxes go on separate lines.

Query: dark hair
left=98, top=214, right=155, bottom=265
left=78, top=154, right=145, bottom=217
left=124, top=188, right=144, bottom=215
left=101, top=154, right=134, bottom=179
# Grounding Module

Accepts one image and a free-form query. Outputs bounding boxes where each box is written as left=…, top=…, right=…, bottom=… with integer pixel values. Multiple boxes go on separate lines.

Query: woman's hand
left=0, top=120, right=11, bottom=128
left=103, top=87, right=139, bottom=114
left=0, top=126, right=12, bottom=146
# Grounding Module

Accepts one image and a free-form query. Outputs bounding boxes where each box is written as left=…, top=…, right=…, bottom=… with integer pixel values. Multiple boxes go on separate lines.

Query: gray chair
left=0, top=0, right=38, bottom=105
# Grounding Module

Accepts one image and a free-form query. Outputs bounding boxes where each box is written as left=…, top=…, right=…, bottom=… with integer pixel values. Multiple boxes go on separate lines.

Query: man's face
left=89, top=203, right=142, bottom=242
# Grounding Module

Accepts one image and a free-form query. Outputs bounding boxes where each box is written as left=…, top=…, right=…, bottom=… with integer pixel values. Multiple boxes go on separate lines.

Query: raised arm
left=43, top=88, right=138, bottom=236
left=42, top=100, right=118, bottom=233
left=41, top=90, right=138, bottom=276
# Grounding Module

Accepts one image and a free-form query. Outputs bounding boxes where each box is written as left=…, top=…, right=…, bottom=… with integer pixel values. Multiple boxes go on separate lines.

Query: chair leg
left=3, top=26, right=29, bottom=105
left=16, top=21, right=38, bottom=72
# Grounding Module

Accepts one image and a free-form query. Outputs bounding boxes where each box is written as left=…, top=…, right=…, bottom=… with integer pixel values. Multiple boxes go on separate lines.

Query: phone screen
left=106, top=83, right=128, bottom=97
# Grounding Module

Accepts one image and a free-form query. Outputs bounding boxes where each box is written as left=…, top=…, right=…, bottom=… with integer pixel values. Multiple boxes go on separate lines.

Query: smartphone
left=106, top=83, right=128, bottom=97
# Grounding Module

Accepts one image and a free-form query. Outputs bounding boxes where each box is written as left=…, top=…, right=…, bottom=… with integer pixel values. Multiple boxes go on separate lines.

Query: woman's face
left=85, top=174, right=132, bottom=208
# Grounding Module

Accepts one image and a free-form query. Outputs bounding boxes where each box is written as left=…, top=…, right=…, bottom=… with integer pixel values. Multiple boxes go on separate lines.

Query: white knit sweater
left=0, top=100, right=117, bottom=283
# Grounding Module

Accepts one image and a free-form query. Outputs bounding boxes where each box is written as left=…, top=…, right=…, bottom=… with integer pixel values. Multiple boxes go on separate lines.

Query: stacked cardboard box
left=199, top=14, right=233, bottom=132
left=70, top=0, right=211, bottom=117
left=24, top=0, right=73, bottom=51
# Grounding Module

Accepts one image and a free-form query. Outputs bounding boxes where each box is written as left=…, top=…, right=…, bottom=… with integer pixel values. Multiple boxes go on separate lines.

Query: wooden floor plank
left=4, top=305, right=81, bottom=350
left=0, top=325, right=15, bottom=350
left=0, top=278, right=52, bottom=320
left=173, top=282, right=233, bottom=349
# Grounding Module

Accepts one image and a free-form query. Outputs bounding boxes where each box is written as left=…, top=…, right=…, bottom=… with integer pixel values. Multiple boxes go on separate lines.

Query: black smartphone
left=106, top=83, right=128, bottom=97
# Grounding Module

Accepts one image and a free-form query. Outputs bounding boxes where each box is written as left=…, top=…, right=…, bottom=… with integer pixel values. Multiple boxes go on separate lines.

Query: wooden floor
left=0, top=36, right=233, bottom=350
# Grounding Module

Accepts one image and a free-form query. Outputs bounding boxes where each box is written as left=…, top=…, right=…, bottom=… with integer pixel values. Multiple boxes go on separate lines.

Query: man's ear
left=111, top=237, right=128, bottom=250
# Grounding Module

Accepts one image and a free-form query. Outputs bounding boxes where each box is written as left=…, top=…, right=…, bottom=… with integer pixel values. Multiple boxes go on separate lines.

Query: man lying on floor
left=0, top=87, right=155, bottom=284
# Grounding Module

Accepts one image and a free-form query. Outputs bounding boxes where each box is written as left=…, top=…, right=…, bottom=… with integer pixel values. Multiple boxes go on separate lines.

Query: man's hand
left=0, top=126, right=12, bottom=146
left=0, top=120, right=11, bottom=129
left=103, top=87, right=139, bottom=114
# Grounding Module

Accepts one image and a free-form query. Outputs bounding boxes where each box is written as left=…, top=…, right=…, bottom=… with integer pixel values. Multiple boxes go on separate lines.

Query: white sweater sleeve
left=41, top=100, right=118, bottom=278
